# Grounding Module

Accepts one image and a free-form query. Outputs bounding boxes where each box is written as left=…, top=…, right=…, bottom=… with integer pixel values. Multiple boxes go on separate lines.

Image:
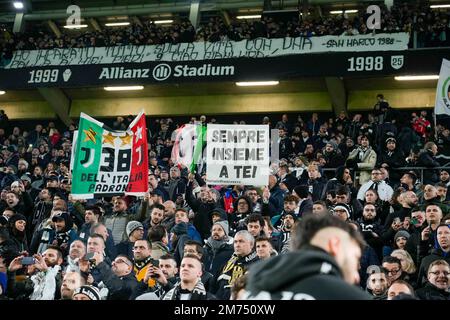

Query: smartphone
left=150, top=259, right=159, bottom=267
left=85, top=252, right=95, bottom=261
left=21, top=257, right=35, bottom=265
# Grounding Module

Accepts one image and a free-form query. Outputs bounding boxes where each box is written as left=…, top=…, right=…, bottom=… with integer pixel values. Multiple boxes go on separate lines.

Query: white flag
left=435, top=58, right=450, bottom=116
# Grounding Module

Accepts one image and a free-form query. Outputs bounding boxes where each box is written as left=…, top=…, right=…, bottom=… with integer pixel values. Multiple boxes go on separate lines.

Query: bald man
left=162, top=200, right=176, bottom=231
left=244, top=215, right=371, bottom=300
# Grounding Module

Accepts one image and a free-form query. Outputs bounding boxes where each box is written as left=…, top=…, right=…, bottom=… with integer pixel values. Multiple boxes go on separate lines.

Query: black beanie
left=293, top=185, right=309, bottom=199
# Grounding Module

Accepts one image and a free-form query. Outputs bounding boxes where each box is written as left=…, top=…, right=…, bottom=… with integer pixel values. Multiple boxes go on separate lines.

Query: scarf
left=29, top=265, right=60, bottom=300
left=55, top=231, right=70, bottom=247
left=163, top=280, right=207, bottom=300
left=134, top=256, right=152, bottom=270
left=206, top=237, right=227, bottom=252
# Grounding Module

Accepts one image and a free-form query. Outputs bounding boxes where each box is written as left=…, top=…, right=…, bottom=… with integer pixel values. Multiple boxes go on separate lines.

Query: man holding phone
left=132, top=239, right=158, bottom=288
left=91, top=252, right=138, bottom=300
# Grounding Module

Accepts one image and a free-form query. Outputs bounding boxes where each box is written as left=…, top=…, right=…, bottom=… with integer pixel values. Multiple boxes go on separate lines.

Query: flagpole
left=433, top=109, right=438, bottom=140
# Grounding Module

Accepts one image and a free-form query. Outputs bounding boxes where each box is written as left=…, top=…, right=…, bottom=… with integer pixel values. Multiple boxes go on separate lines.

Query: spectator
left=417, top=224, right=450, bottom=287
left=92, top=252, right=138, bottom=300
left=215, top=230, right=258, bottom=299
left=417, top=142, right=441, bottom=184
left=387, top=280, right=416, bottom=300
left=346, top=135, right=377, bottom=185
left=415, top=260, right=450, bottom=300
left=245, top=214, right=370, bottom=299
left=115, top=221, right=144, bottom=260
left=162, top=254, right=216, bottom=300
left=203, top=220, right=233, bottom=279
left=366, top=267, right=389, bottom=300
left=148, top=225, right=170, bottom=260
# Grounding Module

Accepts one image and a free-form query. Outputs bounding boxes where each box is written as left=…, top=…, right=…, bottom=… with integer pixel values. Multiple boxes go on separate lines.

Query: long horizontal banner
left=0, top=49, right=449, bottom=89
left=3, top=33, right=409, bottom=69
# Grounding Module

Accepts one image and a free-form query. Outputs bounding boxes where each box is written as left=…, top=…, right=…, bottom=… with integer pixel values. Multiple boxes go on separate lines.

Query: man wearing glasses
left=91, top=252, right=138, bottom=300
left=357, top=167, right=393, bottom=202
left=382, top=256, right=404, bottom=285
left=417, top=224, right=450, bottom=287
left=416, top=260, right=450, bottom=300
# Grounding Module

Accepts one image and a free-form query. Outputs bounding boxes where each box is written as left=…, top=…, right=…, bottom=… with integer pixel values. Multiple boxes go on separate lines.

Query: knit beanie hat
left=394, top=230, right=410, bottom=243
left=213, top=220, right=229, bottom=237
left=333, top=204, right=351, bottom=219
left=293, top=185, right=309, bottom=199
left=73, top=285, right=101, bottom=300
left=9, top=213, right=27, bottom=226
left=126, top=221, right=144, bottom=238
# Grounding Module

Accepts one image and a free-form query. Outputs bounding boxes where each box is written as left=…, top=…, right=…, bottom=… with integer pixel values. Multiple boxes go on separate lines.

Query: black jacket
left=417, top=150, right=440, bottom=184
left=0, top=238, right=20, bottom=265
left=245, top=246, right=371, bottom=300
left=203, top=238, right=234, bottom=278
left=215, top=251, right=258, bottom=300
left=417, top=249, right=450, bottom=288
left=416, top=282, right=450, bottom=300
left=186, top=181, right=220, bottom=241
left=96, top=261, right=138, bottom=300
left=115, top=240, right=134, bottom=261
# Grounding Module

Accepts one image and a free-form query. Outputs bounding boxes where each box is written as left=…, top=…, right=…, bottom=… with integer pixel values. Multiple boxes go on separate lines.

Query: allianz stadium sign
left=0, top=49, right=449, bottom=89
left=98, top=64, right=235, bottom=81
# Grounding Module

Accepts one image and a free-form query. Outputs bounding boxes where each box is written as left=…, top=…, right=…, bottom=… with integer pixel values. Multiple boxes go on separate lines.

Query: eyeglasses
left=114, top=259, right=132, bottom=266
left=386, top=269, right=400, bottom=275
left=428, top=271, right=450, bottom=276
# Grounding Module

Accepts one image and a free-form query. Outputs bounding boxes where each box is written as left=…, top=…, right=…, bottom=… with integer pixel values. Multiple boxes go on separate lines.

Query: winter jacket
left=263, top=185, right=285, bottom=218
left=215, top=251, right=258, bottom=300
left=203, top=237, right=234, bottom=278
left=96, top=261, right=138, bottom=300
left=417, top=150, right=440, bottom=184
left=417, top=249, right=450, bottom=287
left=347, top=146, right=377, bottom=185
left=245, top=245, right=372, bottom=300
left=377, top=149, right=405, bottom=181
left=186, top=182, right=220, bottom=240
left=103, top=208, right=145, bottom=245
left=0, top=238, right=20, bottom=265
left=168, top=178, right=186, bottom=202
left=415, top=282, right=450, bottom=300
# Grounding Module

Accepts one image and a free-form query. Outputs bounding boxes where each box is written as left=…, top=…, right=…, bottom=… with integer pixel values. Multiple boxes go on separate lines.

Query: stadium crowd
left=2, top=1, right=450, bottom=66
left=0, top=93, right=449, bottom=300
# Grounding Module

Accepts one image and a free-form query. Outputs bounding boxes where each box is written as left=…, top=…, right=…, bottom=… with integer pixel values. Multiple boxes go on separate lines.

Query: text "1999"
left=28, top=69, right=59, bottom=83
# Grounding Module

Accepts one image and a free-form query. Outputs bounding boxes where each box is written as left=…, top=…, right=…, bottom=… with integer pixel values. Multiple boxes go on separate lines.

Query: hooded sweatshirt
left=245, top=246, right=371, bottom=300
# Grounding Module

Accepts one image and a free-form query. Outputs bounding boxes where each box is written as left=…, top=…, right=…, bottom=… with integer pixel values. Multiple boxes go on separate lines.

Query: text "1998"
left=347, top=56, right=383, bottom=72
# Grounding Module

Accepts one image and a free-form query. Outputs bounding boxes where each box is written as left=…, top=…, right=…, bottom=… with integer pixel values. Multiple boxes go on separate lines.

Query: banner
left=71, top=112, right=148, bottom=199
left=4, top=33, right=409, bottom=69
left=435, top=58, right=450, bottom=116
left=206, top=124, right=270, bottom=186
left=171, top=123, right=206, bottom=172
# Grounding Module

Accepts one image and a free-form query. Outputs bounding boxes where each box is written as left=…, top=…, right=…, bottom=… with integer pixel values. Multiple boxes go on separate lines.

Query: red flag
left=126, top=111, right=149, bottom=195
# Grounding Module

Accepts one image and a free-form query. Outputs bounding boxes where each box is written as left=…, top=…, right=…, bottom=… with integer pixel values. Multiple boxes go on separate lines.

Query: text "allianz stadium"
left=98, top=64, right=235, bottom=79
